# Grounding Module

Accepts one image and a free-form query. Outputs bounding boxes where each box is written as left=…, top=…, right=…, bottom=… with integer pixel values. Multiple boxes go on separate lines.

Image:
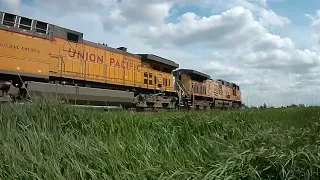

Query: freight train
left=0, top=11, right=242, bottom=110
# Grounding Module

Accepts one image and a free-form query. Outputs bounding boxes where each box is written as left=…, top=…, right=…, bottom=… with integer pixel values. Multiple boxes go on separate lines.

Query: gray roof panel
left=174, top=69, right=211, bottom=79
left=138, top=54, right=179, bottom=68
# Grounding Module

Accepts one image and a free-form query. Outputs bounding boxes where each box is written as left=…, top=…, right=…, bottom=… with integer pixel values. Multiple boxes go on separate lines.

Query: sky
left=1, top=0, right=320, bottom=107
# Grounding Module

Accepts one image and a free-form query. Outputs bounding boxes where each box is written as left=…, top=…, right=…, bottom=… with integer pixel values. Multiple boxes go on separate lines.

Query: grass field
left=0, top=101, right=319, bottom=179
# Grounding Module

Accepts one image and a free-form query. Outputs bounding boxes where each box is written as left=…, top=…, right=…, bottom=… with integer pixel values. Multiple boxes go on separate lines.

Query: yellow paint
left=179, top=75, right=241, bottom=102
left=0, top=30, right=175, bottom=92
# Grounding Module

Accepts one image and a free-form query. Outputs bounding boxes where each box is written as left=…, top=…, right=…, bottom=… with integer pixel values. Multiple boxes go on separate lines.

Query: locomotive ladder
left=176, top=81, right=193, bottom=108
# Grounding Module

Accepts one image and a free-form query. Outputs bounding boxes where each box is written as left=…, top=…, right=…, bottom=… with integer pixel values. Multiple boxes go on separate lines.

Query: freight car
left=0, top=11, right=242, bottom=111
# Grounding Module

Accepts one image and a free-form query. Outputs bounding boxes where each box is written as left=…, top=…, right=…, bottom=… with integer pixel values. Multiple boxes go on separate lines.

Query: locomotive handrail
left=175, top=80, right=191, bottom=98
left=1, top=16, right=49, bottom=35
left=181, top=84, right=191, bottom=97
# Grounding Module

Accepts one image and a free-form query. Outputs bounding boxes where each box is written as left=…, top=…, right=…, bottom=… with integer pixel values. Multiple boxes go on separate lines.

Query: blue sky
left=269, top=0, right=319, bottom=25
left=1, top=0, right=320, bottom=107
left=267, top=0, right=320, bottom=47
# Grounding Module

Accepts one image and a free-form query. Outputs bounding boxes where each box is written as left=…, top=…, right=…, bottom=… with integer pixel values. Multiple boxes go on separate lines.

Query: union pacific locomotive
left=0, top=11, right=242, bottom=110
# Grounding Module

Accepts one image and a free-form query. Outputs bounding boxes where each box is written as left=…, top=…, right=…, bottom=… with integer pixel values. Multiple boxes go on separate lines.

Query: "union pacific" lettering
left=110, top=58, right=141, bottom=71
left=68, top=48, right=104, bottom=64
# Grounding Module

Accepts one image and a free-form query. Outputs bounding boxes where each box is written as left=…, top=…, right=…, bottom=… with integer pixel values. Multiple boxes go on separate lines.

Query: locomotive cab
left=173, top=69, right=213, bottom=109
left=137, top=54, right=179, bottom=93
left=173, top=69, right=210, bottom=97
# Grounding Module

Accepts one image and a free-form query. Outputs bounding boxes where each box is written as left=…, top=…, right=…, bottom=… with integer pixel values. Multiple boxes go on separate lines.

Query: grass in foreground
left=0, top=101, right=320, bottom=179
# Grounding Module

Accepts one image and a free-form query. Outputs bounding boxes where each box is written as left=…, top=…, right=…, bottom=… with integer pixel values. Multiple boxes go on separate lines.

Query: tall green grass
left=0, top=101, right=319, bottom=179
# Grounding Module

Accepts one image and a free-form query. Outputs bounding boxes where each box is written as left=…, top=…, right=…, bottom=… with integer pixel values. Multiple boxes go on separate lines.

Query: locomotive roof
left=0, top=10, right=176, bottom=61
left=217, top=79, right=239, bottom=87
left=52, top=26, right=144, bottom=59
left=173, top=69, right=211, bottom=79
left=138, top=54, right=179, bottom=68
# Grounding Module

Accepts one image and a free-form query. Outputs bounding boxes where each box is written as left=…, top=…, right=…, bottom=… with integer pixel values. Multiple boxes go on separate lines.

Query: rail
left=12, top=102, right=123, bottom=110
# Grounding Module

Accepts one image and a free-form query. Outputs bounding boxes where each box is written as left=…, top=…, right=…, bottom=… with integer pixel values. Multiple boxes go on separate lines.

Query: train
left=0, top=10, right=242, bottom=111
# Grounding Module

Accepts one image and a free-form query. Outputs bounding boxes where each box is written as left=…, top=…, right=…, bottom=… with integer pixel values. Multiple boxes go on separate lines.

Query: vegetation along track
left=1, top=100, right=320, bottom=179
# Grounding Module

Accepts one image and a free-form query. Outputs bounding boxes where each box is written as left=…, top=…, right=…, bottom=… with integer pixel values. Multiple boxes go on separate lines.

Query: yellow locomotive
left=174, top=69, right=241, bottom=109
left=0, top=11, right=242, bottom=110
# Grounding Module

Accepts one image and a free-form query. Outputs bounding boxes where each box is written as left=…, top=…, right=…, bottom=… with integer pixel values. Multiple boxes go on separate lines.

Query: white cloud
left=258, top=9, right=291, bottom=27
left=306, top=10, right=320, bottom=30
left=103, top=0, right=173, bottom=27
left=101, top=0, right=215, bottom=30
left=252, top=33, right=294, bottom=51
left=0, top=0, right=20, bottom=13
left=307, top=10, right=320, bottom=54
left=242, top=48, right=320, bottom=74
left=217, top=0, right=290, bottom=28
left=249, top=0, right=267, bottom=7
left=134, top=7, right=265, bottom=48
left=2, top=0, right=320, bottom=107
left=33, top=0, right=112, bottom=11
left=203, top=60, right=244, bottom=80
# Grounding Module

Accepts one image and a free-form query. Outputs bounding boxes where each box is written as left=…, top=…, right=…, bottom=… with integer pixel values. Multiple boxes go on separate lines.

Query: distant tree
left=287, top=104, right=298, bottom=108
left=258, top=103, right=268, bottom=109
left=241, top=103, right=249, bottom=109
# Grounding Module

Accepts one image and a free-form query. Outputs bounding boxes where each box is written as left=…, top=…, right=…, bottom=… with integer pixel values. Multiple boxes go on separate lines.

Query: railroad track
left=2, top=101, right=240, bottom=113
